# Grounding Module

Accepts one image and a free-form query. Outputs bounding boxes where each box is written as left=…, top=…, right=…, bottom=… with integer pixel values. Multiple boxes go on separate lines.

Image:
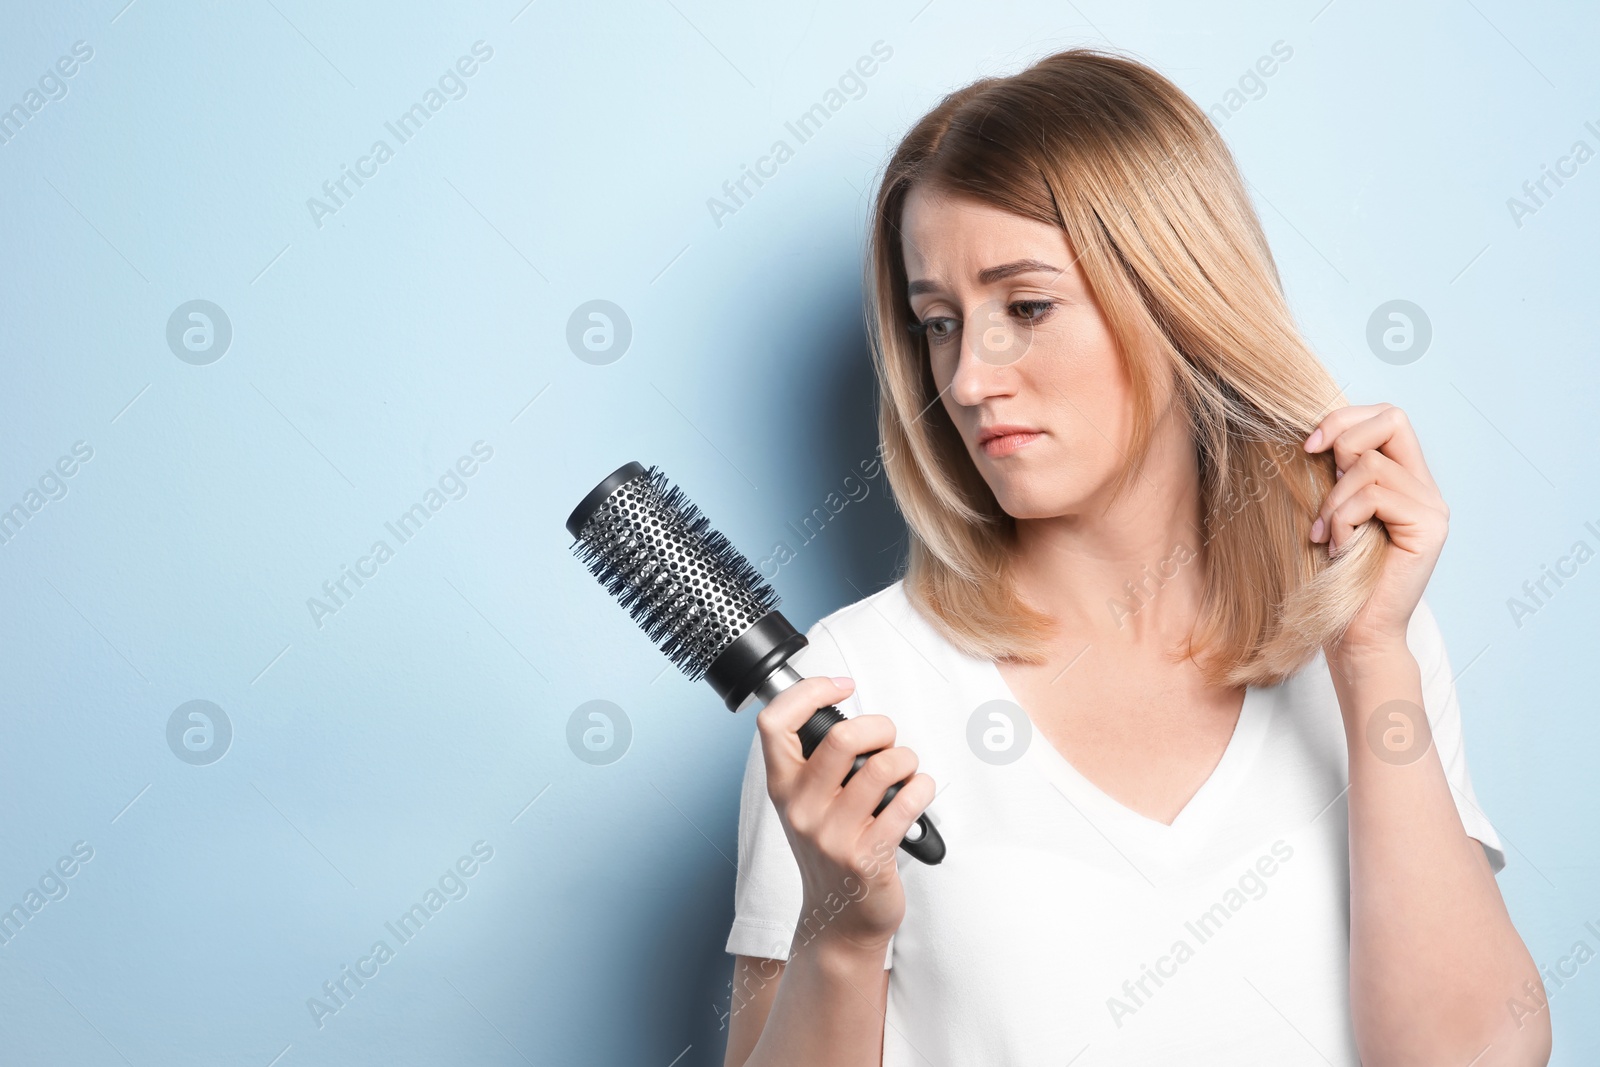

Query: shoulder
left=788, top=578, right=976, bottom=725
left=815, top=577, right=919, bottom=633
left=797, top=579, right=945, bottom=669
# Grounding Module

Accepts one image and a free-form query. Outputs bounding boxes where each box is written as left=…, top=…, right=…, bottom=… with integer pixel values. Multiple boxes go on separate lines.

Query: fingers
left=1320, top=482, right=1441, bottom=558
left=837, top=745, right=920, bottom=820
left=754, top=679, right=935, bottom=869
left=1311, top=449, right=1434, bottom=553
left=1306, top=404, right=1450, bottom=556
left=822, top=755, right=935, bottom=878
left=1305, top=404, right=1437, bottom=492
left=1304, top=403, right=1391, bottom=466
left=755, top=678, right=898, bottom=802
left=1319, top=483, right=1394, bottom=556
left=1303, top=403, right=1385, bottom=457
left=812, top=713, right=898, bottom=781
left=755, top=676, right=853, bottom=789
left=863, top=771, right=937, bottom=858
left=788, top=715, right=898, bottom=815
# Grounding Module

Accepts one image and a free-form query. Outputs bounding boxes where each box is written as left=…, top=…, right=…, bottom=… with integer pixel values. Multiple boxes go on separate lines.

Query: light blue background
left=1, top=0, right=1596, bottom=1063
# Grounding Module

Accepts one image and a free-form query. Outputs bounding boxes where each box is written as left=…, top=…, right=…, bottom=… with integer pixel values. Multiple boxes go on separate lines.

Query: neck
left=1007, top=407, right=1208, bottom=648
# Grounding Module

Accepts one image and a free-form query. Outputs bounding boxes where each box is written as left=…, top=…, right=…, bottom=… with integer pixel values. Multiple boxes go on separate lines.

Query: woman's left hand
left=1303, top=403, right=1449, bottom=660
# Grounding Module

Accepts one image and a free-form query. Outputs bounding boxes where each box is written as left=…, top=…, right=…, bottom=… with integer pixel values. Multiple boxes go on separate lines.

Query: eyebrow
left=907, top=258, right=1063, bottom=297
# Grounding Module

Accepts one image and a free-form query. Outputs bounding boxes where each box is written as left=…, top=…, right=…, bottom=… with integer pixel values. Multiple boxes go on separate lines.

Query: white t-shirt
left=726, top=580, right=1505, bottom=1066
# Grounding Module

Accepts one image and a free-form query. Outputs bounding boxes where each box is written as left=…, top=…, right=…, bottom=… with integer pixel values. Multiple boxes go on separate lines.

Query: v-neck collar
left=861, top=581, right=1277, bottom=870
left=978, top=654, right=1274, bottom=863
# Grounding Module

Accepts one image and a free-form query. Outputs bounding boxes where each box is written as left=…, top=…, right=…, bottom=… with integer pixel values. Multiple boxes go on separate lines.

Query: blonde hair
left=866, top=48, right=1386, bottom=687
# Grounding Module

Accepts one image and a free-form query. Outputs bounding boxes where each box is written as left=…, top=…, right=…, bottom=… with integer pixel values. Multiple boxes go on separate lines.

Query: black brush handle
left=796, top=706, right=945, bottom=866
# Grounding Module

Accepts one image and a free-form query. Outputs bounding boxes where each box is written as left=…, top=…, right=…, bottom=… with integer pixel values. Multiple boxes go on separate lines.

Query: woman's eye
left=911, top=316, right=958, bottom=344
left=910, top=303, right=1049, bottom=344
left=1011, top=300, right=1055, bottom=323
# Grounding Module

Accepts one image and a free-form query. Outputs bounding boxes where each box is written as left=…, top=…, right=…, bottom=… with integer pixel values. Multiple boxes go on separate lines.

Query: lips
left=977, top=424, right=1044, bottom=458
left=977, top=424, right=1039, bottom=445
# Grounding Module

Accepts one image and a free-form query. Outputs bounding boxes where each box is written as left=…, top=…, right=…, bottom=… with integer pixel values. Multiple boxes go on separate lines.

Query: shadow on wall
left=824, top=311, right=910, bottom=601
left=628, top=299, right=912, bottom=1064
left=508, top=789, right=741, bottom=1065
left=563, top=295, right=909, bottom=1066
left=767, top=299, right=910, bottom=618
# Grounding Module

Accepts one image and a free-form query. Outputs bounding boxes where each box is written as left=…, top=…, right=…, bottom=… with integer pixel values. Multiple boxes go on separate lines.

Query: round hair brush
left=566, top=461, right=945, bottom=866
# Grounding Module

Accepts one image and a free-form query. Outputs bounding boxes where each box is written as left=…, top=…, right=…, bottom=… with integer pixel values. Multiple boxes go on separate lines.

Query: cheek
left=1030, top=322, right=1134, bottom=436
left=928, top=347, right=961, bottom=410
left=928, top=339, right=959, bottom=385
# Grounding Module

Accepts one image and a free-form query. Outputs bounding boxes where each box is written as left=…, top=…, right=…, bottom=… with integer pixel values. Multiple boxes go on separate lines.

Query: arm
left=1329, top=644, right=1547, bottom=1066
left=724, top=949, right=889, bottom=1067
left=723, top=676, right=934, bottom=1067
left=724, top=956, right=783, bottom=1067
left=1309, top=405, right=1550, bottom=1066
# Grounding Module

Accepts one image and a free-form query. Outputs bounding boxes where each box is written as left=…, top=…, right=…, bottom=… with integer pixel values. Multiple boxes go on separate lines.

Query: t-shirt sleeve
left=724, top=618, right=890, bottom=963
left=1408, top=596, right=1507, bottom=874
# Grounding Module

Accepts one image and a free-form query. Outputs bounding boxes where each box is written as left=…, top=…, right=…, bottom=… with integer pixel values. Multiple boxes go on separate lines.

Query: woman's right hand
left=755, top=676, right=937, bottom=955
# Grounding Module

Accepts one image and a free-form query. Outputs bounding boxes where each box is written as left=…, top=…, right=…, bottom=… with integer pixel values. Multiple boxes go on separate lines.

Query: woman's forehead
left=900, top=188, right=1077, bottom=287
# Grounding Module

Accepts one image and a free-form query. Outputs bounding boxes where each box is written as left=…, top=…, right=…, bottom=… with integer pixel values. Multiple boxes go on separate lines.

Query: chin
left=968, top=443, right=1093, bottom=519
left=995, top=497, right=1068, bottom=521
left=985, top=481, right=1078, bottom=521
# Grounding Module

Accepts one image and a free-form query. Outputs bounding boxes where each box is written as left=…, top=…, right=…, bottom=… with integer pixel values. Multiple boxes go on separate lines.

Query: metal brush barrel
left=567, top=462, right=946, bottom=866
left=566, top=461, right=779, bottom=688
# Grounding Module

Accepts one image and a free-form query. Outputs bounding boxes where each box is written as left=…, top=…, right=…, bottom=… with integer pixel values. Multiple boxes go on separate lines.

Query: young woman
left=722, top=49, right=1548, bottom=1066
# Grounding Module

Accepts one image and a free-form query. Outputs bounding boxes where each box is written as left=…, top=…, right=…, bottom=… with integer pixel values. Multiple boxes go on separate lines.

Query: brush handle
left=796, top=705, right=946, bottom=866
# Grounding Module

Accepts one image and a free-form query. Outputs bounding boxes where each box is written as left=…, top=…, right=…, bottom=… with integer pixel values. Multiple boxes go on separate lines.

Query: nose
left=947, top=306, right=1018, bottom=408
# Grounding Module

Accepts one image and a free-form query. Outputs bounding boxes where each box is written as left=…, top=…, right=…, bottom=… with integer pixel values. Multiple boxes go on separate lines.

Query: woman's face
left=900, top=185, right=1148, bottom=521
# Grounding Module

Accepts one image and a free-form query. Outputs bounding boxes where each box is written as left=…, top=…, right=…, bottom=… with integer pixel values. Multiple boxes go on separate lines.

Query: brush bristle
left=569, top=466, right=779, bottom=681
